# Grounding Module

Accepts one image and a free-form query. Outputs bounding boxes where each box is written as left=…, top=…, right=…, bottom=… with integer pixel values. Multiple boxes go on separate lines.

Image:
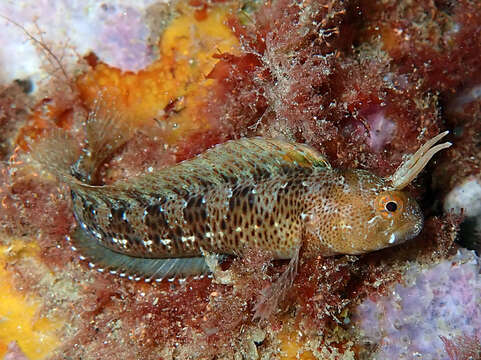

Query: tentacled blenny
left=33, top=107, right=451, bottom=283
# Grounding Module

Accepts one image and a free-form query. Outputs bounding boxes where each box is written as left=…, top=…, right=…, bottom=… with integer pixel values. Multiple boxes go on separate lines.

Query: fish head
left=302, top=170, right=423, bottom=256
left=367, top=188, right=424, bottom=250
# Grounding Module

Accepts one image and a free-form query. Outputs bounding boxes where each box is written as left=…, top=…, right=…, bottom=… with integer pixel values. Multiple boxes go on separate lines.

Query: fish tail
left=71, top=99, right=131, bottom=184
left=31, top=99, right=131, bottom=186
left=29, top=128, right=83, bottom=186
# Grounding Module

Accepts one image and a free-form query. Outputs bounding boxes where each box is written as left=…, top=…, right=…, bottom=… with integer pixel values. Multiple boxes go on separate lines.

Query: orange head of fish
left=302, top=131, right=452, bottom=256
left=302, top=169, right=423, bottom=256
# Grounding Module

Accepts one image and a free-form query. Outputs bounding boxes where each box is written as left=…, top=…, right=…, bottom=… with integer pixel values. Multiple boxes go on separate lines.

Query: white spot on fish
left=367, top=216, right=379, bottom=224
left=143, top=239, right=153, bottom=247
left=161, top=238, right=172, bottom=246
left=388, top=233, right=396, bottom=244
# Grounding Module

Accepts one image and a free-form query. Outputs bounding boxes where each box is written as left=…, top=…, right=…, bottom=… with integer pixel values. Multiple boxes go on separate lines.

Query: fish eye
left=377, top=193, right=404, bottom=219
left=385, top=201, right=398, bottom=212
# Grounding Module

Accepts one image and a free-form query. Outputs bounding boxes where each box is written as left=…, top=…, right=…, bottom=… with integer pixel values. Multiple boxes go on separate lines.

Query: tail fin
left=70, top=98, right=132, bottom=184
left=30, top=98, right=132, bottom=186
left=29, top=128, right=83, bottom=186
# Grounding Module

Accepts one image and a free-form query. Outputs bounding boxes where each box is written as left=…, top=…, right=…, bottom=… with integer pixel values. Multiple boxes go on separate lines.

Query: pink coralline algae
left=4, top=342, right=29, bottom=360
left=0, top=1, right=158, bottom=82
left=351, top=106, right=397, bottom=153
left=353, top=248, right=481, bottom=359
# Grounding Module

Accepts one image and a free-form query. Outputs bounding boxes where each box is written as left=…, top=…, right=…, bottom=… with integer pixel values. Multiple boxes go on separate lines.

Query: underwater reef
left=0, top=0, right=480, bottom=359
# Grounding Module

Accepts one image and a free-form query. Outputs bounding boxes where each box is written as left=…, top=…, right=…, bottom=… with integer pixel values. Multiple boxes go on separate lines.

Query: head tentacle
left=389, top=131, right=452, bottom=190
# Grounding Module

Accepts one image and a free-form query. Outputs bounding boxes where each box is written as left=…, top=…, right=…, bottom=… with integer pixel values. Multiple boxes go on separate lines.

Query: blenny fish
left=33, top=106, right=451, bottom=284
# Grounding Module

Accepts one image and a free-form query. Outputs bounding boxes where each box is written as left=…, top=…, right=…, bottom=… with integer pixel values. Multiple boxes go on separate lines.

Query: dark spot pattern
left=144, top=203, right=169, bottom=230
left=70, top=137, right=335, bottom=266
left=229, top=185, right=256, bottom=213
left=183, top=195, right=208, bottom=224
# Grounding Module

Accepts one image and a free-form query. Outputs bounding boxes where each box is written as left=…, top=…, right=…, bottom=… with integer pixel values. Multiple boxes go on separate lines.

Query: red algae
left=205, top=0, right=446, bottom=179
left=200, top=250, right=273, bottom=354
left=0, top=83, right=32, bottom=159
left=433, top=96, right=481, bottom=194
left=206, top=52, right=268, bottom=138
left=51, top=250, right=272, bottom=359
left=290, top=255, right=354, bottom=332
left=0, top=173, right=76, bottom=295
left=56, top=276, right=215, bottom=359
left=0, top=163, right=73, bottom=241
left=101, top=131, right=177, bottom=183
left=361, top=0, right=481, bottom=93
left=440, top=334, right=481, bottom=360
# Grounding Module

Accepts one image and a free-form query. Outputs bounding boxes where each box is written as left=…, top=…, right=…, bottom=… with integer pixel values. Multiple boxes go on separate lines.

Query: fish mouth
left=391, top=217, right=424, bottom=245
left=394, top=197, right=424, bottom=243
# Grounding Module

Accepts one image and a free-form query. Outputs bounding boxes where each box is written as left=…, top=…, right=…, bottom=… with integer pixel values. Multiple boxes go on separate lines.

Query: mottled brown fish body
left=71, top=164, right=420, bottom=261
left=72, top=168, right=313, bottom=260
left=34, top=122, right=450, bottom=279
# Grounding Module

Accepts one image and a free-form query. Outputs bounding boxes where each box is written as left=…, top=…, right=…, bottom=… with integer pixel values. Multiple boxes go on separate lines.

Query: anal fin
left=69, top=228, right=210, bottom=282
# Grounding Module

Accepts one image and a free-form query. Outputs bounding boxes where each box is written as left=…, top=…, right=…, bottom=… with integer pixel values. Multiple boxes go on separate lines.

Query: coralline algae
left=353, top=248, right=481, bottom=359
left=0, top=0, right=158, bottom=84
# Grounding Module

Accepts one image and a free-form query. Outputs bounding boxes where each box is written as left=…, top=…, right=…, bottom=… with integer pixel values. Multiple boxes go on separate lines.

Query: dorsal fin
left=125, top=138, right=330, bottom=195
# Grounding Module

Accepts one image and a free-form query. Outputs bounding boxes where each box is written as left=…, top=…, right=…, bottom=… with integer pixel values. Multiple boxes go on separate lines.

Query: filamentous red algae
left=0, top=0, right=479, bottom=358
left=208, top=0, right=480, bottom=172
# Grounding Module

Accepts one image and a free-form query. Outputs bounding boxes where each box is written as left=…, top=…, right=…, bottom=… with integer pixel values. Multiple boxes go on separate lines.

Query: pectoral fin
left=253, top=245, right=300, bottom=320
